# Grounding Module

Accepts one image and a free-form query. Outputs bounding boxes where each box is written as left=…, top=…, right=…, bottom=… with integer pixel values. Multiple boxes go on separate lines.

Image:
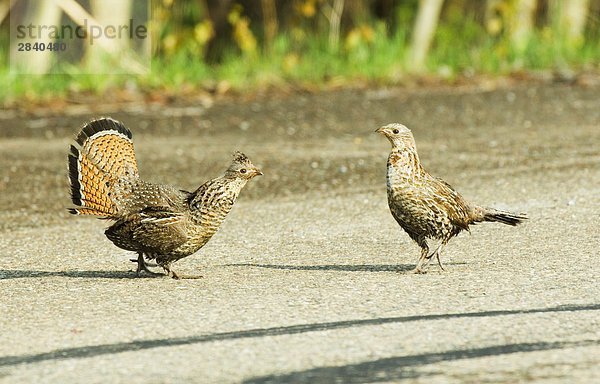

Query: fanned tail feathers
left=68, top=118, right=139, bottom=217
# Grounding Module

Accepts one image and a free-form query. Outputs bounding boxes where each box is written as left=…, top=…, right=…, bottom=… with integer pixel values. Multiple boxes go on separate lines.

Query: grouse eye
left=392, top=129, right=400, bottom=134
left=240, top=168, right=247, bottom=174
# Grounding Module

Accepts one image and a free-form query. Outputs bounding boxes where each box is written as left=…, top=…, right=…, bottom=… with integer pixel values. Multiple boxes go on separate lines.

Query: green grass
left=1, top=20, right=599, bottom=104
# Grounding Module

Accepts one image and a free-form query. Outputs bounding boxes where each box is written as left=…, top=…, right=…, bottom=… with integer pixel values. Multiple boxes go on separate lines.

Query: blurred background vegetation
left=1, top=0, right=599, bottom=104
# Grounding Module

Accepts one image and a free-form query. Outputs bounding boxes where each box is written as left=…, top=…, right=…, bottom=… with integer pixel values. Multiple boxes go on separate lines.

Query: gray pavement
left=1, top=83, right=599, bottom=383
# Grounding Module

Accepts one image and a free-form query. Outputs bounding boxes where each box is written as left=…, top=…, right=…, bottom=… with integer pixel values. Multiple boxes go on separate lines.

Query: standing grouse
left=68, top=117, right=262, bottom=278
left=376, top=123, right=527, bottom=273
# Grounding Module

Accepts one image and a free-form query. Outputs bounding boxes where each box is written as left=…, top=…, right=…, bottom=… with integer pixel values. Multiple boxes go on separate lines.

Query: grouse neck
left=391, top=144, right=423, bottom=171
left=190, top=176, right=247, bottom=208
left=221, top=174, right=249, bottom=192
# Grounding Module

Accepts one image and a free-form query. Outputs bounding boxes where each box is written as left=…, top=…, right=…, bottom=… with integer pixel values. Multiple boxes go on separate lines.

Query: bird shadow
left=229, top=263, right=412, bottom=273
left=0, top=269, right=164, bottom=280
left=227, top=262, right=468, bottom=273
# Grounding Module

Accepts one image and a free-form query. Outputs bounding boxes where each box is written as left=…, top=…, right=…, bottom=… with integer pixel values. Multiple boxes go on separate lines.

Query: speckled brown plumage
left=68, top=117, right=262, bottom=279
left=376, top=123, right=527, bottom=273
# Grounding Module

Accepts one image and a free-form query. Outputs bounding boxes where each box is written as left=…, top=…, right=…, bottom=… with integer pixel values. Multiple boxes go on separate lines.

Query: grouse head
left=226, top=151, right=263, bottom=180
left=376, top=123, right=417, bottom=150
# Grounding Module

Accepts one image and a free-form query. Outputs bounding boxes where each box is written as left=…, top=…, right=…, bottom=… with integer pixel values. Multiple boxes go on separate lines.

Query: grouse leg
left=132, top=253, right=162, bottom=277
left=166, top=268, right=203, bottom=280
left=130, top=256, right=157, bottom=268
left=435, top=243, right=446, bottom=271
left=414, top=246, right=430, bottom=274
left=168, top=269, right=180, bottom=280
left=159, top=262, right=179, bottom=279
left=435, top=245, right=445, bottom=271
left=160, top=262, right=203, bottom=279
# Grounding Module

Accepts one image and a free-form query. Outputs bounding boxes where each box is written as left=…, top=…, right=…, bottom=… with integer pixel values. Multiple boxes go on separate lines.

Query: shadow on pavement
left=0, top=303, right=598, bottom=367
left=243, top=339, right=599, bottom=384
left=226, top=263, right=467, bottom=272
left=0, top=270, right=162, bottom=280
left=0, top=262, right=469, bottom=279
left=227, top=264, right=416, bottom=272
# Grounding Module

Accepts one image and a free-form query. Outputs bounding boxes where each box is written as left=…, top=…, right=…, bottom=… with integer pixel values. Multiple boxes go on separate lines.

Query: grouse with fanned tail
left=68, top=117, right=262, bottom=279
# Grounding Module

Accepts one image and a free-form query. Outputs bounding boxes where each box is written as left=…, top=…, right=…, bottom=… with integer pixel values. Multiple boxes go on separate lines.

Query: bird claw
left=174, top=274, right=204, bottom=280
left=164, top=270, right=203, bottom=279
left=135, top=269, right=164, bottom=278
left=133, top=253, right=162, bottom=277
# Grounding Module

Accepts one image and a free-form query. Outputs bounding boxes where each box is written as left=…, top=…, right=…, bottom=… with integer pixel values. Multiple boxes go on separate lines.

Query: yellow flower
left=194, top=20, right=214, bottom=45
left=283, top=53, right=299, bottom=72
left=299, top=0, right=316, bottom=18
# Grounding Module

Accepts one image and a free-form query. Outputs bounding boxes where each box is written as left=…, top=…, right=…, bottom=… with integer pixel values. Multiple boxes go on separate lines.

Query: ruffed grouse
left=68, top=117, right=262, bottom=279
left=376, top=123, right=527, bottom=273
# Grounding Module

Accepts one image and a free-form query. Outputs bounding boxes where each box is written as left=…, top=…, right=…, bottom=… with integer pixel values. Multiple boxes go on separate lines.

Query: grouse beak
left=253, top=168, right=263, bottom=177
left=375, top=127, right=386, bottom=135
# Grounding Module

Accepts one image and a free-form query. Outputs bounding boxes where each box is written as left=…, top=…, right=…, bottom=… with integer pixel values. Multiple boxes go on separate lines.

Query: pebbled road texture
left=1, top=83, right=599, bottom=383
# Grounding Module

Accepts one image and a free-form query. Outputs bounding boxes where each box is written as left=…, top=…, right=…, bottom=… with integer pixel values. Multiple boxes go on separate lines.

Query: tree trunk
left=509, top=0, right=537, bottom=52
left=12, top=0, right=62, bottom=73
left=86, top=0, right=133, bottom=72
left=322, top=0, right=345, bottom=51
left=550, top=0, right=590, bottom=44
left=204, top=0, right=234, bottom=63
left=0, top=0, right=15, bottom=26
left=408, top=0, right=444, bottom=72
left=55, top=0, right=146, bottom=73
left=261, top=0, right=278, bottom=52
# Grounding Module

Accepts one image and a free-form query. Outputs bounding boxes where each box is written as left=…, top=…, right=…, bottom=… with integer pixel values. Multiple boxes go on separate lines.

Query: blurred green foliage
left=1, top=0, right=600, bottom=102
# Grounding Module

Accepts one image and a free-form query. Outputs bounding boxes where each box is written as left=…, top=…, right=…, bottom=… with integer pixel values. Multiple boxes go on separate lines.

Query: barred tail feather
left=76, top=117, right=138, bottom=180
left=68, top=148, right=82, bottom=206
left=68, top=207, right=113, bottom=216
left=68, top=118, right=139, bottom=217
left=483, top=209, right=528, bottom=226
left=68, top=142, right=118, bottom=217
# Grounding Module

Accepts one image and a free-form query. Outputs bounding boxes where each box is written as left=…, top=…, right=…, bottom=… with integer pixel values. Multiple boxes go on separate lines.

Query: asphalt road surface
left=1, top=82, right=599, bottom=383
